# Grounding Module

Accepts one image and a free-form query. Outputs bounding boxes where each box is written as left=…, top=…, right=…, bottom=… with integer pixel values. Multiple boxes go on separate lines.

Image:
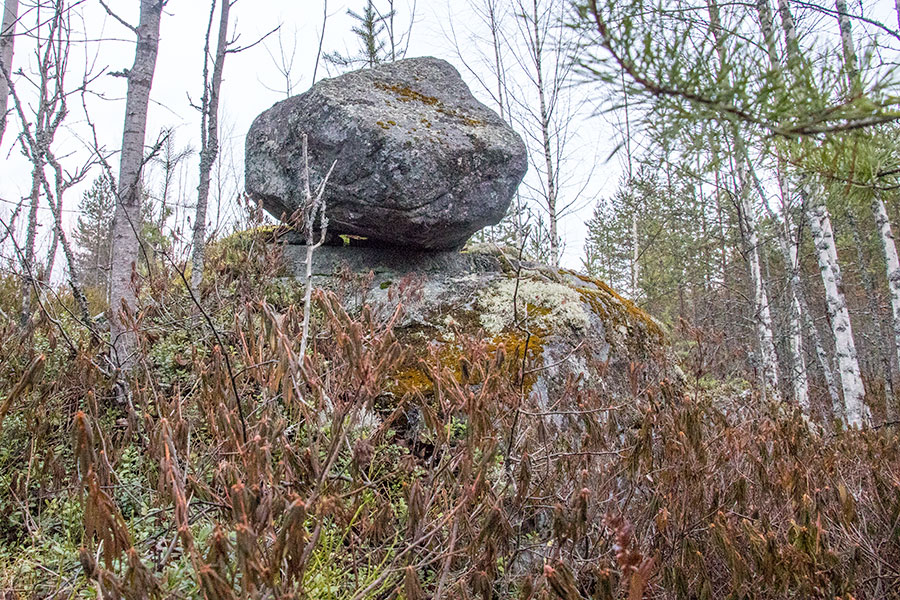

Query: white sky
left=0, top=0, right=619, bottom=274
left=0, top=0, right=619, bottom=272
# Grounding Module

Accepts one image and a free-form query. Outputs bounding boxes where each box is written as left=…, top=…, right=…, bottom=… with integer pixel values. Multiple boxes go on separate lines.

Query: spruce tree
left=73, top=175, right=115, bottom=294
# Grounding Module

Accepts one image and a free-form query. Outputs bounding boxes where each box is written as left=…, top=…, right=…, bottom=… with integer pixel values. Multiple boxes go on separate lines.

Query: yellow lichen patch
left=569, top=271, right=666, bottom=351
left=374, top=81, right=485, bottom=127
left=487, top=330, right=545, bottom=395
left=391, top=367, right=433, bottom=396
left=375, top=82, right=441, bottom=106
left=388, top=327, right=545, bottom=399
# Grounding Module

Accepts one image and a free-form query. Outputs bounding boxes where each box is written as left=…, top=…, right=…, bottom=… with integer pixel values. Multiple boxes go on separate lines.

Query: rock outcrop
left=245, top=57, right=527, bottom=250
left=281, top=243, right=670, bottom=424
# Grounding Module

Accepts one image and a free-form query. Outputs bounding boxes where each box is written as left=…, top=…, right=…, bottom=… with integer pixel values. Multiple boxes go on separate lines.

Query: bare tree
left=6, top=0, right=96, bottom=329
left=511, top=0, right=575, bottom=267
left=0, top=0, right=18, bottom=145
left=106, top=0, right=165, bottom=369
left=191, top=0, right=233, bottom=291
left=294, top=134, right=335, bottom=358
left=707, top=0, right=780, bottom=399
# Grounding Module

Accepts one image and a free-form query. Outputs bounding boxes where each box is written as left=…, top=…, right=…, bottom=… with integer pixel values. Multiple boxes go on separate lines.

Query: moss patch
left=567, top=271, right=666, bottom=353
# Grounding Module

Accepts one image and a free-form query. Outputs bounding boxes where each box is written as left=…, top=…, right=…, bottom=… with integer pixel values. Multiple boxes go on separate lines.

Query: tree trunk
left=0, top=0, right=17, bottom=146
left=834, top=0, right=860, bottom=93
left=528, top=0, right=559, bottom=267
left=191, top=0, right=231, bottom=290
left=806, top=198, right=868, bottom=426
left=707, top=0, right=780, bottom=399
left=109, top=0, right=164, bottom=369
left=20, top=168, right=40, bottom=327
left=737, top=167, right=781, bottom=399
left=755, top=0, right=779, bottom=66
left=776, top=0, right=801, bottom=72
left=873, top=194, right=900, bottom=420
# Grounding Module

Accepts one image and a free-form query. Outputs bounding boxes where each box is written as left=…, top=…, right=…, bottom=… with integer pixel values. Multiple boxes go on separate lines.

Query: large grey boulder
left=245, top=57, right=527, bottom=249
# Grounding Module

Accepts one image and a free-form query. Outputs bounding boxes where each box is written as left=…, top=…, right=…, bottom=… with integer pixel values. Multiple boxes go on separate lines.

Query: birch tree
left=0, top=0, right=17, bottom=145
left=778, top=0, right=867, bottom=424
left=107, top=0, right=165, bottom=369
left=873, top=194, right=900, bottom=419
left=805, top=193, right=867, bottom=424
left=707, top=0, right=780, bottom=399
left=511, top=0, right=579, bottom=267
left=831, top=0, right=900, bottom=421
left=5, top=0, right=96, bottom=329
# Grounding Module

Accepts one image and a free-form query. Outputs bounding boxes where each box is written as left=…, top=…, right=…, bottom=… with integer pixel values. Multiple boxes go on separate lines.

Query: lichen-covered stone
left=283, top=244, right=671, bottom=419
left=245, top=57, right=528, bottom=249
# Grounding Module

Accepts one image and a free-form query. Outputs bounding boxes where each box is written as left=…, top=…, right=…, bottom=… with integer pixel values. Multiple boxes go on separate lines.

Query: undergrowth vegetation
left=1, top=233, right=899, bottom=599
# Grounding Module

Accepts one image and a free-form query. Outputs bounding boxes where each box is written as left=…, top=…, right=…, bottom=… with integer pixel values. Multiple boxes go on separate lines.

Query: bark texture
left=873, top=195, right=900, bottom=420
left=806, top=200, right=868, bottom=426
left=109, top=0, right=164, bottom=368
left=0, top=0, right=17, bottom=146
left=191, top=0, right=231, bottom=290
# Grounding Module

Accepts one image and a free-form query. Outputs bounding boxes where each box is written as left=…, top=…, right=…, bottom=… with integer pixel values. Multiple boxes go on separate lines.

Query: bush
left=0, top=244, right=898, bottom=600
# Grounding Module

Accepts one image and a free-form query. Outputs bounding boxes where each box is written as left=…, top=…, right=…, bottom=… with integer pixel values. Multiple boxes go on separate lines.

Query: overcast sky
left=0, top=0, right=625, bottom=271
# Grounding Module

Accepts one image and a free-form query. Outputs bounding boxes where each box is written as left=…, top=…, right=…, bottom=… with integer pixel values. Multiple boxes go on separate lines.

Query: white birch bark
left=737, top=168, right=780, bottom=398
left=774, top=0, right=857, bottom=420
left=752, top=163, right=811, bottom=410
left=776, top=0, right=801, bottom=72
left=109, top=0, right=164, bottom=368
left=834, top=0, right=860, bottom=93
left=0, top=0, right=17, bottom=146
left=708, top=0, right=780, bottom=399
left=873, top=195, right=900, bottom=420
left=191, top=0, right=231, bottom=290
left=806, top=199, right=868, bottom=426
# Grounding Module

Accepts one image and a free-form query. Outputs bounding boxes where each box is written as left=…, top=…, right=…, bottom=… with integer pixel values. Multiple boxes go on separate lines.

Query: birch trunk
left=0, top=0, right=17, bottom=146
left=774, top=169, right=840, bottom=416
left=806, top=199, right=868, bottom=426
left=749, top=165, right=811, bottom=410
left=873, top=195, right=900, bottom=420
left=707, top=0, right=780, bottom=399
left=847, top=212, right=894, bottom=408
left=191, top=0, right=231, bottom=290
left=109, top=0, right=164, bottom=368
left=519, top=0, right=559, bottom=267
left=834, top=0, right=860, bottom=93
left=737, top=168, right=780, bottom=398
left=776, top=0, right=801, bottom=71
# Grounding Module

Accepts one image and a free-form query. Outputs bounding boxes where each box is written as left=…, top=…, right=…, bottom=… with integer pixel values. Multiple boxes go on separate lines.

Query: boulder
left=245, top=57, right=528, bottom=249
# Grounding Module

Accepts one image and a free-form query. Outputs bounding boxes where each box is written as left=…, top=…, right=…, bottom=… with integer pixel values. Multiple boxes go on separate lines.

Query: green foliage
left=324, top=0, right=396, bottom=69
left=573, top=0, right=900, bottom=141
left=73, top=174, right=115, bottom=296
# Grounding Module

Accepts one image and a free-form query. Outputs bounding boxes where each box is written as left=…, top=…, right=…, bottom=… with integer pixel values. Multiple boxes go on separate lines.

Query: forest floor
left=1, top=235, right=898, bottom=599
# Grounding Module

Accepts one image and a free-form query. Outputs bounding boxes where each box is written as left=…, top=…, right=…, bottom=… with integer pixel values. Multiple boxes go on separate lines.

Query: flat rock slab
left=245, top=57, right=527, bottom=249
